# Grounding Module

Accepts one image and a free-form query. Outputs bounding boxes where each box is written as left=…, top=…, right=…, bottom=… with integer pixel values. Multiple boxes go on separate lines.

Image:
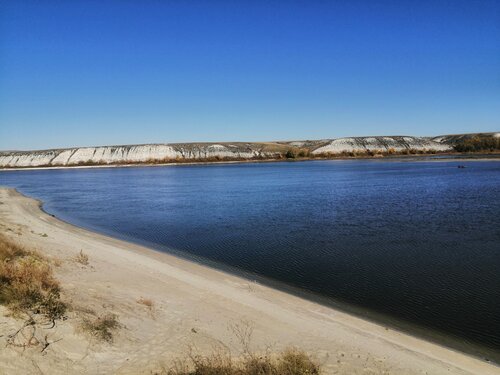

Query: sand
left=0, top=187, right=498, bottom=374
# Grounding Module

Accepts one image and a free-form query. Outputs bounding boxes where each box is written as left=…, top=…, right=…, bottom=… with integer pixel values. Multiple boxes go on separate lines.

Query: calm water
left=1, top=160, right=500, bottom=360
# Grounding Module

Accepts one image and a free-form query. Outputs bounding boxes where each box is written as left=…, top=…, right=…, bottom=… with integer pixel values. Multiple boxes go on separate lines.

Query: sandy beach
left=0, top=187, right=498, bottom=375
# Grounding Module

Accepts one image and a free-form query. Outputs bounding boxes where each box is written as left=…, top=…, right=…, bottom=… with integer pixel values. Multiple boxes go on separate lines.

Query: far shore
left=1, top=152, right=500, bottom=172
left=1, top=187, right=499, bottom=374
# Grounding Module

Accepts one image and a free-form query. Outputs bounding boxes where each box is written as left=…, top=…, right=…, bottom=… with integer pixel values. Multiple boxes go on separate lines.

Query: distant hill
left=432, top=132, right=500, bottom=144
left=0, top=133, right=496, bottom=169
left=307, top=136, right=449, bottom=155
left=432, top=132, right=500, bottom=152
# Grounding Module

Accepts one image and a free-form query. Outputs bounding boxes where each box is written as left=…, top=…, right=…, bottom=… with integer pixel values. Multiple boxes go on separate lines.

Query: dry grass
left=0, top=233, right=26, bottom=261
left=0, top=234, right=66, bottom=321
left=75, top=250, right=89, bottom=265
left=162, top=320, right=320, bottom=375
left=79, top=313, right=120, bottom=342
left=164, top=348, right=320, bottom=375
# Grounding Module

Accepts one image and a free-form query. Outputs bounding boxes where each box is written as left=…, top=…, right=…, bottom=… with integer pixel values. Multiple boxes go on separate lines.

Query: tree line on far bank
left=452, top=135, right=500, bottom=153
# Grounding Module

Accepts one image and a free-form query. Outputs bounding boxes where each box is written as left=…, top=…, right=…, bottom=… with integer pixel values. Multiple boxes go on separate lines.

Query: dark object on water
left=458, top=165, right=466, bottom=168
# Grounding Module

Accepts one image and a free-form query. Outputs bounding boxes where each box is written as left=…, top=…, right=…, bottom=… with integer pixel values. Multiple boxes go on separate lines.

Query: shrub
left=0, top=234, right=26, bottom=261
left=80, top=313, right=120, bottom=342
left=75, top=250, right=89, bottom=265
left=453, top=135, right=500, bottom=152
left=0, top=234, right=66, bottom=321
left=297, top=149, right=309, bottom=158
left=285, top=150, right=296, bottom=159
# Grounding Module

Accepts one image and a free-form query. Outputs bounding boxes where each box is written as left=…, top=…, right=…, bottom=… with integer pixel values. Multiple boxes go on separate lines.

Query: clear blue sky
left=1, top=0, right=499, bottom=150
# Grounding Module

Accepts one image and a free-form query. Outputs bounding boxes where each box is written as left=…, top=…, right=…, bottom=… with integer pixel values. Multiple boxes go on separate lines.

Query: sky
left=0, top=1, right=499, bottom=150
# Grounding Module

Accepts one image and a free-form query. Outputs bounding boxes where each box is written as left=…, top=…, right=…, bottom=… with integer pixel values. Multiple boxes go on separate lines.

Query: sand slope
left=0, top=188, right=498, bottom=374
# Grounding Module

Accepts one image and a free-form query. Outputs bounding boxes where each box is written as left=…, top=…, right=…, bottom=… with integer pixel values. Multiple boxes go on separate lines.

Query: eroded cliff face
left=311, top=136, right=450, bottom=154
left=0, top=136, right=452, bottom=168
left=0, top=143, right=280, bottom=168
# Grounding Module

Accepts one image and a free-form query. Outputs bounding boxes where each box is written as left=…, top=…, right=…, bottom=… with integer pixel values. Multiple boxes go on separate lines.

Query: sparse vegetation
left=160, top=320, right=320, bottom=375
left=75, top=249, right=89, bottom=265
left=0, top=234, right=66, bottom=321
left=0, top=234, right=123, bottom=346
left=314, top=147, right=446, bottom=159
left=80, top=313, right=120, bottom=342
left=164, top=348, right=320, bottom=375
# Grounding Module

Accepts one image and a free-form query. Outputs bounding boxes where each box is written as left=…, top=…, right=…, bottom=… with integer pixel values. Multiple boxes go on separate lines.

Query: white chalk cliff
left=311, top=136, right=450, bottom=154
left=0, top=143, right=276, bottom=168
left=0, top=136, right=452, bottom=168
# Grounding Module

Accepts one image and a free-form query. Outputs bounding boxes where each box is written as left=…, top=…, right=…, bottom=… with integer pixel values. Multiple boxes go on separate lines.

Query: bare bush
left=79, top=313, right=120, bottom=342
left=75, top=250, right=89, bottom=265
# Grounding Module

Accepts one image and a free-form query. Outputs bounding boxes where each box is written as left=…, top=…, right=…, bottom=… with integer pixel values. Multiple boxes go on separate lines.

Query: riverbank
left=1, top=151, right=500, bottom=172
left=0, top=188, right=498, bottom=374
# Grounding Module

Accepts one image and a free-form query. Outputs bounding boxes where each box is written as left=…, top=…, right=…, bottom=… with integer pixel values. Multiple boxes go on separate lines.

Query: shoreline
left=42, top=195, right=500, bottom=366
left=1, top=187, right=499, bottom=374
left=1, top=152, right=500, bottom=172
